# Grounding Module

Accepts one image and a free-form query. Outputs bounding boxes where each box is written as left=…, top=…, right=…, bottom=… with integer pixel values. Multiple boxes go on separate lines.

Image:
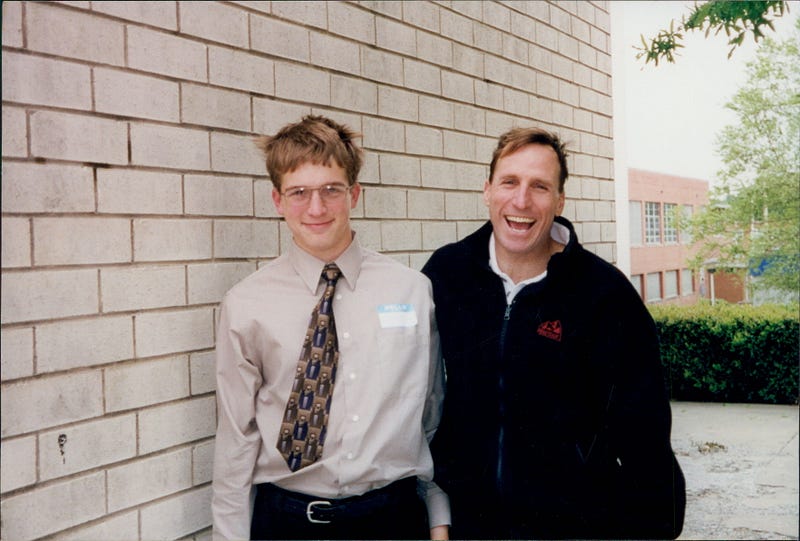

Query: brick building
left=1, top=2, right=615, bottom=539
left=628, top=168, right=709, bottom=304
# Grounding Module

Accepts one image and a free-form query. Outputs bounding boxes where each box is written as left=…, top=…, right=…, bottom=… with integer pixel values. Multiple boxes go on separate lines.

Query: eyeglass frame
left=279, top=183, right=354, bottom=206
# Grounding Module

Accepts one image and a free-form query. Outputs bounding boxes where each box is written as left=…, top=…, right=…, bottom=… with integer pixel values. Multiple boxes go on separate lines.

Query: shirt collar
left=488, top=221, right=571, bottom=300
left=289, top=233, right=362, bottom=294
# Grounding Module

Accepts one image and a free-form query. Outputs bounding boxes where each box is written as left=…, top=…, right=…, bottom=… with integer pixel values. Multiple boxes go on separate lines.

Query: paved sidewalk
left=671, top=402, right=799, bottom=540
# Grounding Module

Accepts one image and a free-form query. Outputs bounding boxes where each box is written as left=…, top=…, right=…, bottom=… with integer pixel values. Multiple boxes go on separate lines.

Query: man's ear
left=349, top=182, right=361, bottom=209
left=272, top=187, right=284, bottom=216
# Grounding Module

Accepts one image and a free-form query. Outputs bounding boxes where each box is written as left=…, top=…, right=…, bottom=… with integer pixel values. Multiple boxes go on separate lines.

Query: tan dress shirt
left=212, top=236, right=449, bottom=540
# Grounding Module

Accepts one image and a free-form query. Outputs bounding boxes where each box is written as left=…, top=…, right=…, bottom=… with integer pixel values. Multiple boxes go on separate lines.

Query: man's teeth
left=507, top=216, right=534, bottom=224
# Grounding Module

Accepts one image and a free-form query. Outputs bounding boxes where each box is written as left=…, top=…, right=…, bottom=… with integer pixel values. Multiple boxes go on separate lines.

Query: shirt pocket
left=375, top=327, right=429, bottom=399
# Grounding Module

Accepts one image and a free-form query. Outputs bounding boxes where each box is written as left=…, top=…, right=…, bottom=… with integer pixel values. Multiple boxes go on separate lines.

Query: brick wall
left=0, top=1, right=613, bottom=538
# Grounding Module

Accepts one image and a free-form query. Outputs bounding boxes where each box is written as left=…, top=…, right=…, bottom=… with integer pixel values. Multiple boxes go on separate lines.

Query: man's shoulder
left=361, top=247, right=431, bottom=285
left=223, top=254, right=290, bottom=301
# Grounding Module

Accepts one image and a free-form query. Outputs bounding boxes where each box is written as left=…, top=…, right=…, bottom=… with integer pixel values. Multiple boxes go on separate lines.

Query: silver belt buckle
left=306, top=500, right=332, bottom=523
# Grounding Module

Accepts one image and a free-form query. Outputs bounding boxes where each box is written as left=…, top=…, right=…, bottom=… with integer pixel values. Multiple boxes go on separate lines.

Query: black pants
left=250, top=477, right=429, bottom=540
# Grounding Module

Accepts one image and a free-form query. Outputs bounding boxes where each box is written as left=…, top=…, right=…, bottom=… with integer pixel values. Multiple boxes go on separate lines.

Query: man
left=212, top=115, right=449, bottom=540
left=422, top=127, right=686, bottom=539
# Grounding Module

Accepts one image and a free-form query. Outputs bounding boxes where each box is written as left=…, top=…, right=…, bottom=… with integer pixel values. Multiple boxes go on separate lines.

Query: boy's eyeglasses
left=280, top=184, right=351, bottom=206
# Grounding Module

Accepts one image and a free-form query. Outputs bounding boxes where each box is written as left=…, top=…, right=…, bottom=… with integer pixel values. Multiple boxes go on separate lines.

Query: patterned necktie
left=277, top=263, right=341, bottom=471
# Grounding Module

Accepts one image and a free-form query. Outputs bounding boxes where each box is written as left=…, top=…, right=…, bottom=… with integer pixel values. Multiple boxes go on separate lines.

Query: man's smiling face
left=483, top=143, right=565, bottom=269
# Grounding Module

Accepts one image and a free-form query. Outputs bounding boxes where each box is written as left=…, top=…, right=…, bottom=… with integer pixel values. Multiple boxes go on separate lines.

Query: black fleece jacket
left=422, top=217, right=685, bottom=540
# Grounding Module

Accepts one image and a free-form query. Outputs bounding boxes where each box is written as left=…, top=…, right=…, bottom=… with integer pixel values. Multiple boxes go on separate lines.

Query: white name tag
left=377, top=304, right=418, bottom=328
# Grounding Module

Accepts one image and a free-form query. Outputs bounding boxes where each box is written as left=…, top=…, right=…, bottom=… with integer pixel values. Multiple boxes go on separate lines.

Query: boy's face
left=272, top=161, right=360, bottom=262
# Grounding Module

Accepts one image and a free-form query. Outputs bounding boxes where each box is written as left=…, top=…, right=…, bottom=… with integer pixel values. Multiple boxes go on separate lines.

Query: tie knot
left=322, top=263, right=341, bottom=284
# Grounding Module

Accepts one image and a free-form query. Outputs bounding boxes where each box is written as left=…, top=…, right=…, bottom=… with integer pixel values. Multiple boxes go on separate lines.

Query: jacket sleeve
left=211, top=296, right=264, bottom=541
left=598, top=281, right=686, bottom=539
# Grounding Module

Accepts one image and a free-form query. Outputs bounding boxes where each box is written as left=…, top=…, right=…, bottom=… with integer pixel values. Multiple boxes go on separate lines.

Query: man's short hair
left=488, top=127, right=569, bottom=192
left=255, top=115, right=364, bottom=190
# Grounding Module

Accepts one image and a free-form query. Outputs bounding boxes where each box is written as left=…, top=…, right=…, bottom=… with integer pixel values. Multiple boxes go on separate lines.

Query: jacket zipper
left=496, top=302, right=513, bottom=494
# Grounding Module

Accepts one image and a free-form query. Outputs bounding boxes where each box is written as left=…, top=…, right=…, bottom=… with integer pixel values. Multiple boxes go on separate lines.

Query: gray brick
left=251, top=16, right=309, bottom=62
left=403, top=58, right=441, bottom=94
left=406, top=125, right=443, bottom=157
left=210, top=47, right=275, bottom=96
left=419, top=96, right=453, bottom=128
left=134, top=307, right=214, bottom=359
left=92, top=1, right=177, bottom=29
left=211, top=133, right=261, bottom=174
left=376, top=16, right=416, bottom=56
left=138, top=396, right=216, bottom=454
left=27, top=2, right=124, bottom=65
left=36, top=315, right=134, bottom=373
left=0, top=327, right=34, bottom=381
left=2, top=0, right=23, bottom=47
left=213, top=219, right=279, bottom=259
left=130, top=123, right=210, bottom=170
left=101, top=265, right=186, bottom=313
left=140, top=485, right=212, bottom=540
left=362, top=47, right=404, bottom=86
left=109, top=447, right=192, bottom=510
left=453, top=43, right=484, bottom=78
left=0, top=436, right=36, bottom=493
left=441, top=9, right=474, bottom=45
left=95, top=68, right=179, bottom=122
left=0, top=472, right=105, bottom=541
left=182, top=83, right=251, bottom=131
left=106, top=356, right=190, bottom=412
left=422, top=221, right=457, bottom=250
left=1, top=269, right=98, bottom=324
left=97, top=169, right=182, bottom=215
left=275, top=63, right=330, bottom=105
left=185, top=175, right=253, bottom=216
left=379, top=154, right=420, bottom=186
left=443, top=130, right=475, bottom=161
left=55, top=511, right=139, bottom=541
left=421, top=159, right=456, bottom=189
left=180, top=0, right=248, bottom=47
left=193, top=439, right=215, bottom=484
left=311, top=31, right=361, bottom=74
left=254, top=98, right=313, bottom=135
left=2, top=217, right=30, bottom=269
left=403, top=1, right=439, bottom=32
left=190, top=351, right=217, bottom=395
left=271, top=0, right=327, bottom=28
left=127, top=26, right=207, bottom=82
left=1, top=371, right=103, bottom=437
left=33, top=217, right=131, bottom=266
left=417, top=31, right=452, bottom=67
left=475, top=80, right=503, bottom=110
left=2, top=52, right=91, bottom=110
left=363, top=117, right=405, bottom=152
left=133, top=219, right=212, bottom=262
left=408, top=189, right=444, bottom=220
left=187, top=261, right=256, bottom=305
left=328, top=2, right=375, bottom=43
left=382, top=221, right=421, bottom=251
left=38, top=415, right=136, bottom=482
left=2, top=106, right=26, bottom=157
left=379, top=86, right=418, bottom=121
left=363, top=187, right=406, bottom=219
left=30, top=111, right=127, bottom=165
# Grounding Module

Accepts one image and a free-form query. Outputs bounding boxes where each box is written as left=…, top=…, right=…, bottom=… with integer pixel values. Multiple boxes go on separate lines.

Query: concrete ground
left=671, top=402, right=799, bottom=540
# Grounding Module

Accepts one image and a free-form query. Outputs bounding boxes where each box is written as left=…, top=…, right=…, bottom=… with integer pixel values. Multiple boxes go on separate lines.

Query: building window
left=629, top=201, right=643, bottom=246
left=681, top=268, right=694, bottom=295
left=646, top=272, right=662, bottom=302
left=664, top=203, right=678, bottom=243
left=630, top=274, right=643, bottom=298
left=645, top=202, right=661, bottom=245
left=664, top=270, right=678, bottom=298
left=680, top=205, right=694, bottom=244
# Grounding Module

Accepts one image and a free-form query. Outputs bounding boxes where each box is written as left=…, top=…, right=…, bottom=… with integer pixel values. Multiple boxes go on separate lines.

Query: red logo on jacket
left=537, top=320, right=562, bottom=342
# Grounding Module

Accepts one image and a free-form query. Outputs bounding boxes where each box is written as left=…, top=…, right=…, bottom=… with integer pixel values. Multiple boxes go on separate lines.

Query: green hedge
left=649, top=302, right=799, bottom=404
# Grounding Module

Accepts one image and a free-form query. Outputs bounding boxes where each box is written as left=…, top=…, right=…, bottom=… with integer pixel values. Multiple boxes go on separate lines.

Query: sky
left=611, top=1, right=799, bottom=184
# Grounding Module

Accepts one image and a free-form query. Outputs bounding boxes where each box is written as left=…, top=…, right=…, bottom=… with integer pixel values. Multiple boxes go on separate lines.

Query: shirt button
left=346, top=452, right=355, bottom=460
left=342, top=332, right=351, bottom=339
left=336, top=294, right=342, bottom=300
left=352, top=414, right=359, bottom=422
left=349, top=372, right=356, bottom=380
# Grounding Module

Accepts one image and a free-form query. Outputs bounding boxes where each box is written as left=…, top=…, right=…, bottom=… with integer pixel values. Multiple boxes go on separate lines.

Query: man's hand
left=430, top=525, right=450, bottom=540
